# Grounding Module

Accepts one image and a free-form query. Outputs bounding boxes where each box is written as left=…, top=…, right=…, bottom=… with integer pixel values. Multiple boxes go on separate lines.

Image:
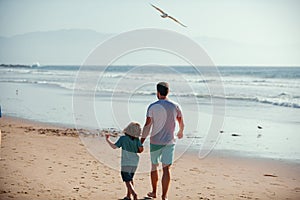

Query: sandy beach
left=0, top=116, right=299, bottom=200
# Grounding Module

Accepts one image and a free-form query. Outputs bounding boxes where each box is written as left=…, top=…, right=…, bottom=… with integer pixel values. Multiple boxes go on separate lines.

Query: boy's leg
left=125, top=181, right=137, bottom=200
left=121, top=167, right=137, bottom=199
left=126, top=184, right=131, bottom=199
left=131, top=180, right=135, bottom=199
left=122, top=172, right=131, bottom=199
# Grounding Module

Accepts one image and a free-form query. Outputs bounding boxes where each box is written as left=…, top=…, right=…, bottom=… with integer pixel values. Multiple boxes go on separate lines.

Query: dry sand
left=0, top=116, right=299, bottom=200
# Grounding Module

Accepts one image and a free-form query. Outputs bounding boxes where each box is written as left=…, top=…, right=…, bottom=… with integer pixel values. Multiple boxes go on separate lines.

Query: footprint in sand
left=239, top=194, right=252, bottom=199
left=294, top=187, right=300, bottom=192
left=269, top=182, right=287, bottom=188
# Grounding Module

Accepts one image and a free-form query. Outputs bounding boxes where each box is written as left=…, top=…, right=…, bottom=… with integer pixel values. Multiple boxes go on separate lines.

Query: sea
left=0, top=65, right=299, bottom=162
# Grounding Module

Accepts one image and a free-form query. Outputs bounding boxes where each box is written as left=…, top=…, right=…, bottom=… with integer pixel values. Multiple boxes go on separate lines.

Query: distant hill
left=0, top=29, right=112, bottom=65
left=0, top=29, right=299, bottom=66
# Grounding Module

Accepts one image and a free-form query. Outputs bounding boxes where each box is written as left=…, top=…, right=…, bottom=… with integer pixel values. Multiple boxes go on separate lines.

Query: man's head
left=156, top=82, right=169, bottom=99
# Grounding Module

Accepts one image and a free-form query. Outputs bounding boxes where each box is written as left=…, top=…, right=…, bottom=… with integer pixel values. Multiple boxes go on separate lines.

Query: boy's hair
left=123, top=122, right=141, bottom=138
left=157, top=82, right=169, bottom=96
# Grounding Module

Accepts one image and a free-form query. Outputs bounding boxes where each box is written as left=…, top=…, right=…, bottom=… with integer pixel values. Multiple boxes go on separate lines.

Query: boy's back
left=115, top=135, right=143, bottom=167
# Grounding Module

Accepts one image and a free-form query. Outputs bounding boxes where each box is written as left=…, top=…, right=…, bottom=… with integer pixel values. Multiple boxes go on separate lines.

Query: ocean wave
left=257, top=99, right=300, bottom=108
left=183, top=93, right=300, bottom=109
left=2, top=66, right=300, bottom=88
left=2, top=78, right=299, bottom=109
left=96, top=89, right=300, bottom=109
left=252, top=80, right=266, bottom=83
left=0, top=79, right=74, bottom=90
left=222, top=95, right=300, bottom=108
left=1, top=65, right=300, bottom=109
left=2, top=65, right=300, bottom=78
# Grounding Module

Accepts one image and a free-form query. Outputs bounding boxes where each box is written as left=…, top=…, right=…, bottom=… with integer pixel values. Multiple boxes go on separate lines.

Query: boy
left=105, top=122, right=144, bottom=200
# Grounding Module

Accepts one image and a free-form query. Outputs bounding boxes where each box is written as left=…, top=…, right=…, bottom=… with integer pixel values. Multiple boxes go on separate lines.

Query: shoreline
left=1, top=115, right=300, bottom=199
left=1, top=114, right=300, bottom=164
left=2, top=115, right=300, bottom=164
left=1, top=80, right=299, bottom=163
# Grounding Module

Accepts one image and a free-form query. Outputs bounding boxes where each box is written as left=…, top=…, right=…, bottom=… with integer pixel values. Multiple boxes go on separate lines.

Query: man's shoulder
left=148, top=100, right=160, bottom=108
left=150, top=99, right=180, bottom=107
left=162, top=99, right=181, bottom=109
left=166, top=99, right=180, bottom=106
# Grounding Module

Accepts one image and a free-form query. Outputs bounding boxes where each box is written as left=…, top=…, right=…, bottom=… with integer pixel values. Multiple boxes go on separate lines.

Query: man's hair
left=157, top=82, right=169, bottom=96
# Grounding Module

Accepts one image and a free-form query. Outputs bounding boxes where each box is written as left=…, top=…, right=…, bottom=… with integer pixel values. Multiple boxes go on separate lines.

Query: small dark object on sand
left=264, top=174, right=278, bottom=178
left=257, top=125, right=263, bottom=129
left=231, top=133, right=241, bottom=137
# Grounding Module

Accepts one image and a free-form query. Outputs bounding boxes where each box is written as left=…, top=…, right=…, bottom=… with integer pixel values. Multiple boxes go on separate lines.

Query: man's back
left=147, top=99, right=182, bottom=145
left=141, top=82, right=184, bottom=200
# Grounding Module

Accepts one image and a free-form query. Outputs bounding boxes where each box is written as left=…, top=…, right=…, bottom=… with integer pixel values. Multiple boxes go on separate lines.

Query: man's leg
left=148, top=163, right=159, bottom=198
left=161, top=164, right=171, bottom=200
left=160, top=145, right=175, bottom=200
left=149, top=144, right=162, bottom=198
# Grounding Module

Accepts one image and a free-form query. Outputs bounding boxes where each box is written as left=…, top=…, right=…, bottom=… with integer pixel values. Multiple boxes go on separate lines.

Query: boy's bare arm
left=105, top=134, right=117, bottom=149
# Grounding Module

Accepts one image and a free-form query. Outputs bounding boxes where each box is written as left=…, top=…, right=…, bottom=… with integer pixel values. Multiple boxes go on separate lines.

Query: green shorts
left=150, top=144, right=175, bottom=165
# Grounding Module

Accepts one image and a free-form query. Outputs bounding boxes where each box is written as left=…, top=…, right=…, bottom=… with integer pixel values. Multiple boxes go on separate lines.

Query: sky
left=0, top=0, right=299, bottom=66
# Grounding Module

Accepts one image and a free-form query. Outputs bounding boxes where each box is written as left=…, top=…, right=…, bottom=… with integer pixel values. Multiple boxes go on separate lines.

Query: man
left=141, top=82, right=184, bottom=200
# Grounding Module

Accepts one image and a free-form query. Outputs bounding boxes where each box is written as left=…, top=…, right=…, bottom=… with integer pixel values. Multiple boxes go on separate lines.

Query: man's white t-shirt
left=146, top=99, right=182, bottom=145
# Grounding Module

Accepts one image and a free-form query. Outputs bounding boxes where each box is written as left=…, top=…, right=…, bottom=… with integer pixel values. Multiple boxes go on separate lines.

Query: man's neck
left=158, top=96, right=167, bottom=100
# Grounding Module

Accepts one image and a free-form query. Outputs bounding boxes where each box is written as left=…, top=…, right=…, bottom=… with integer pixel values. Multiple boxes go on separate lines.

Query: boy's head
left=123, top=122, right=141, bottom=138
left=156, top=82, right=169, bottom=97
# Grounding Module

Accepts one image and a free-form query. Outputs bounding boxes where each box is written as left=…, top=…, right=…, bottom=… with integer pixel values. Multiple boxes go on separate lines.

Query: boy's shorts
left=121, top=166, right=137, bottom=182
left=150, top=144, right=175, bottom=165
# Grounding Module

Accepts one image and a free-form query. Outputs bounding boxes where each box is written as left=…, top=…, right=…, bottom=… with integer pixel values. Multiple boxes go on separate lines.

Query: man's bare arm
left=141, top=117, right=152, bottom=144
left=176, top=116, right=184, bottom=139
